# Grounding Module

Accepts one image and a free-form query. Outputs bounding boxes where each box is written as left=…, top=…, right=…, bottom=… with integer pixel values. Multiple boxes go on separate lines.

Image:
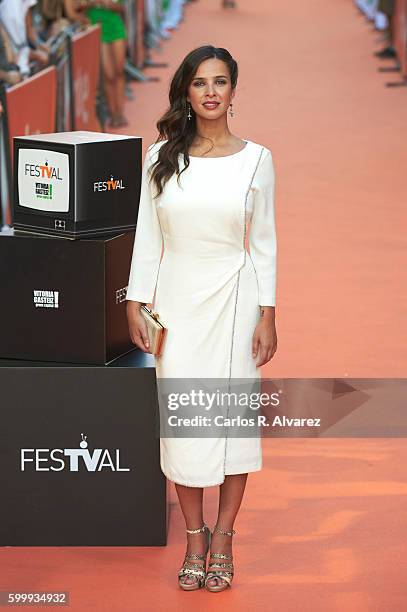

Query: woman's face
left=187, top=58, right=235, bottom=120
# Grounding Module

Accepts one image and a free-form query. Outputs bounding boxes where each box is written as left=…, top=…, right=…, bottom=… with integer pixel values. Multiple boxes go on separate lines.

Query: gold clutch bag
left=140, top=306, right=167, bottom=356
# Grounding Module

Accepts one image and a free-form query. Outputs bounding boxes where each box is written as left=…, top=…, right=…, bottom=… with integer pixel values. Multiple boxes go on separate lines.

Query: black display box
left=0, top=351, right=170, bottom=546
left=0, top=229, right=136, bottom=364
left=13, top=131, right=142, bottom=239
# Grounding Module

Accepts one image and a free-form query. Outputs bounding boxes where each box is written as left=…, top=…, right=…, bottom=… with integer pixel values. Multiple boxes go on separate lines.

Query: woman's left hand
left=252, top=310, right=277, bottom=367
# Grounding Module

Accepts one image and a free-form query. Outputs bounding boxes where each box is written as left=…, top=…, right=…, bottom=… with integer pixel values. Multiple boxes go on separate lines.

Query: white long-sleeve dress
left=126, top=139, right=277, bottom=487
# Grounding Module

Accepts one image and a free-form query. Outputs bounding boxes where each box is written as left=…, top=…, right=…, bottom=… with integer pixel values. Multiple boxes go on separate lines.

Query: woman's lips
left=203, top=102, right=220, bottom=109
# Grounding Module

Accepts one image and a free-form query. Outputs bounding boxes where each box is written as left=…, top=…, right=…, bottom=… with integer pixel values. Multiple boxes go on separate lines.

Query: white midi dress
left=126, top=138, right=277, bottom=487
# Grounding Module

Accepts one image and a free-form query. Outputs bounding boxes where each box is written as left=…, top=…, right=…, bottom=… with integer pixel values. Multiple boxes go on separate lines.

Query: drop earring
left=187, top=102, right=192, bottom=120
left=229, top=102, right=234, bottom=118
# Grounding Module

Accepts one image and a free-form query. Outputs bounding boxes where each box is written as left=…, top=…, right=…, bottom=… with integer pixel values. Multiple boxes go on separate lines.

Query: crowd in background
left=0, top=0, right=198, bottom=126
left=1, top=1, right=401, bottom=127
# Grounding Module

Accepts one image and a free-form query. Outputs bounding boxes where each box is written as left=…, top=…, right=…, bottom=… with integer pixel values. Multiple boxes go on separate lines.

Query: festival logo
left=20, top=433, right=131, bottom=472
left=17, top=148, right=70, bottom=212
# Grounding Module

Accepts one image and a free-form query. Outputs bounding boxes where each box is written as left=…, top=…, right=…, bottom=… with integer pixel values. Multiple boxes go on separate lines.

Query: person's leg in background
left=100, top=43, right=118, bottom=126
left=110, top=37, right=128, bottom=127
left=145, top=0, right=166, bottom=45
left=374, top=0, right=396, bottom=57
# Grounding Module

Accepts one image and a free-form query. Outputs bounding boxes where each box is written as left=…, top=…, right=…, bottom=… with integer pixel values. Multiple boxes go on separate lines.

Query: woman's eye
left=193, top=80, right=227, bottom=86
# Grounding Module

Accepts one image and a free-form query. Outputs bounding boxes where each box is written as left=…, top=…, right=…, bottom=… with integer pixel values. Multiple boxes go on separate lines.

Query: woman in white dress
left=126, top=45, right=277, bottom=592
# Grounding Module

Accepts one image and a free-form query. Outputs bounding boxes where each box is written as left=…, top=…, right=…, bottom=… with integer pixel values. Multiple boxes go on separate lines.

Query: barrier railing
left=0, top=67, right=57, bottom=227
left=69, top=25, right=102, bottom=132
left=48, top=25, right=77, bottom=132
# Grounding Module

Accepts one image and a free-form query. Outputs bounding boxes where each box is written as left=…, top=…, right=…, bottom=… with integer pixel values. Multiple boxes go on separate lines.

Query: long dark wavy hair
left=148, top=45, right=238, bottom=198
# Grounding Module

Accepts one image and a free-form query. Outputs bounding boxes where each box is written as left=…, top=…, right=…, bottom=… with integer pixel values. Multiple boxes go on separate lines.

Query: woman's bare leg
left=206, top=473, right=248, bottom=588
left=174, top=483, right=206, bottom=586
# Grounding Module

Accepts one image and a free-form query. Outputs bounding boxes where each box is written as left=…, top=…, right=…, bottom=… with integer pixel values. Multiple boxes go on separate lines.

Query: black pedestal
left=0, top=350, right=169, bottom=546
left=0, top=229, right=135, bottom=364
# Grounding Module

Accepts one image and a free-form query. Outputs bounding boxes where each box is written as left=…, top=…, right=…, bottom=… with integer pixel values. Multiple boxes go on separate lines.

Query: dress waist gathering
left=162, top=233, right=245, bottom=259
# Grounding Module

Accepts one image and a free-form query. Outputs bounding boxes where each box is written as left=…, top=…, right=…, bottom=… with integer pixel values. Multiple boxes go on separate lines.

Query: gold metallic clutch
left=140, top=306, right=167, bottom=356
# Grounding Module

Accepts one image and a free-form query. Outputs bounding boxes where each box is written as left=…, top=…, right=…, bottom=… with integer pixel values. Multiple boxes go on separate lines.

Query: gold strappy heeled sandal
left=205, top=525, right=235, bottom=592
left=178, top=523, right=212, bottom=591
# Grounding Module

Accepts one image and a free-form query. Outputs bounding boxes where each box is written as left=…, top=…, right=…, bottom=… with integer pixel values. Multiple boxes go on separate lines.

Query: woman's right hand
left=126, top=301, right=151, bottom=353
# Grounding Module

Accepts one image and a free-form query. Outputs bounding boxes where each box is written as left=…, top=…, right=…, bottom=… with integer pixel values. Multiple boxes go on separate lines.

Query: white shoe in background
left=375, top=11, right=388, bottom=30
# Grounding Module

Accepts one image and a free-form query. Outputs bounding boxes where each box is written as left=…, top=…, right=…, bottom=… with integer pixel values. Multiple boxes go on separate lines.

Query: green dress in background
left=87, top=1, right=126, bottom=44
